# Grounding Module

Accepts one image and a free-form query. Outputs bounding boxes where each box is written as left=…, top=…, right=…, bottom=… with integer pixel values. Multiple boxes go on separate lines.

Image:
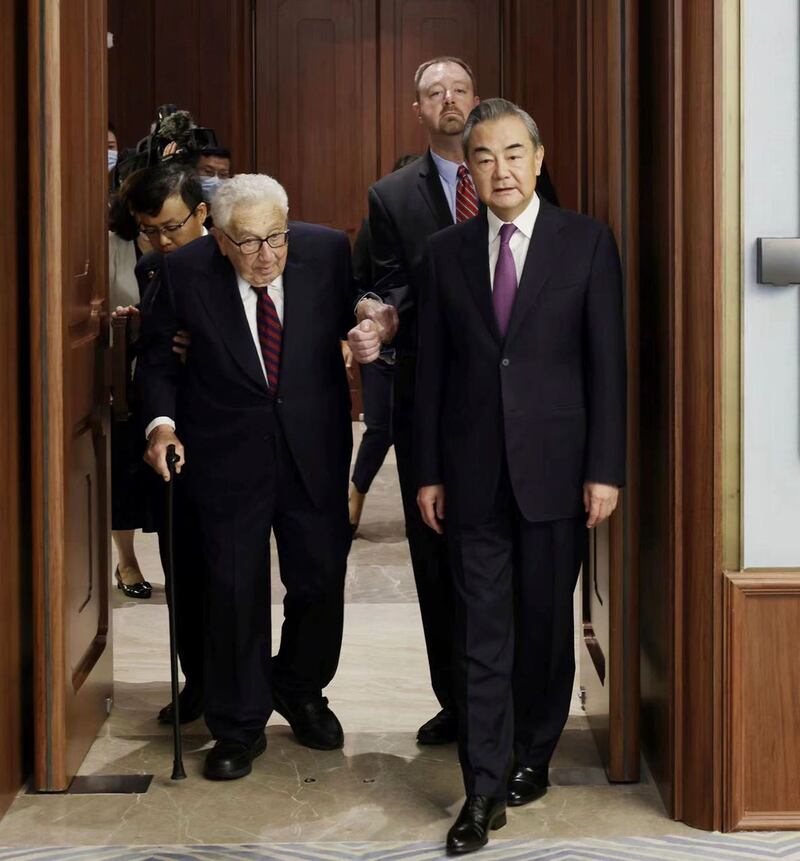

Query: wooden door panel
left=30, top=0, right=112, bottom=790
left=108, top=1, right=254, bottom=171
left=578, top=0, right=640, bottom=783
left=378, top=0, right=500, bottom=172
left=255, top=0, right=378, bottom=238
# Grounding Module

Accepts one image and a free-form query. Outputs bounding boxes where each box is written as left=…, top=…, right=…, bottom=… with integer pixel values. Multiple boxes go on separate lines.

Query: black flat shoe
left=114, top=566, right=152, bottom=599
left=272, top=690, right=344, bottom=750
left=507, top=764, right=549, bottom=807
left=158, top=686, right=204, bottom=725
left=446, top=795, right=506, bottom=855
left=417, top=708, right=458, bottom=745
left=203, top=733, right=267, bottom=781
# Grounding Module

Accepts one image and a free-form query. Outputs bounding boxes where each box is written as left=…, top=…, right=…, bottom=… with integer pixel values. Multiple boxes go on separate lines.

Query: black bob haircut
left=191, top=146, right=232, bottom=163
left=120, top=164, right=204, bottom=217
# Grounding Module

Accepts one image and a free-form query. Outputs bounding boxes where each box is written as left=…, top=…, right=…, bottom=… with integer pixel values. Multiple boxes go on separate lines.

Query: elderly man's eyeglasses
left=223, top=229, right=290, bottom=255
left=139, top=207, right=198, bottom=239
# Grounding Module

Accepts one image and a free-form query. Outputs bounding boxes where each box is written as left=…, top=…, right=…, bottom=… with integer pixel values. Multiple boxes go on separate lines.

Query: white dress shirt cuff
left=145, top=417, right=176, bottom=439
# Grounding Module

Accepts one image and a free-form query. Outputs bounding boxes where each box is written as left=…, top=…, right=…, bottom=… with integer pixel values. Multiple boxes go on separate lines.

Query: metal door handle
left=757, top=237, right=800, bottom=286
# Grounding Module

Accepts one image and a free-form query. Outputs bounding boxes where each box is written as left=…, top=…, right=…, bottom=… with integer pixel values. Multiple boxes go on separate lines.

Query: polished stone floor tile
left=0, top=426, right=694, bottom=851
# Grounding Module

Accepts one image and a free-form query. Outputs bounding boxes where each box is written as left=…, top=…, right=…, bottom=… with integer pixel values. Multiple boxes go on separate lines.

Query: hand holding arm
left=355, top=297, right=399, bottom=343
left=347, top=319, right=382, bottom=364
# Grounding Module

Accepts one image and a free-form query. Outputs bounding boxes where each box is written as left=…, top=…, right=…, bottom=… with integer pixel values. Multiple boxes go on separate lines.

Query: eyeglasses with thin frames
left=222, top=229, right=290, bottom=255
left=139, top=207, right=199, bottom=239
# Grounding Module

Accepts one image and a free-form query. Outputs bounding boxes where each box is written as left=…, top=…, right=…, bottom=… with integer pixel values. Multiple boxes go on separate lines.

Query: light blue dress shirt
left=429, top=149, right=462, bottom=222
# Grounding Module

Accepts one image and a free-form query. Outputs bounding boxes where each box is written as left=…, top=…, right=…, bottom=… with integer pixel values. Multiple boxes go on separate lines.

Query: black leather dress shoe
left=203, top=733, right=267, bottom=781
left=446, top=795, right=506, bottom=855
left=114, top=566, right=152, bottom=599
left=507, top=764, right=549, bottom=807
left=417, top=708, right=458, bottom=745
left=158, top=686, right=204, bottom=725
left=273, top=691, right=344, bottom=750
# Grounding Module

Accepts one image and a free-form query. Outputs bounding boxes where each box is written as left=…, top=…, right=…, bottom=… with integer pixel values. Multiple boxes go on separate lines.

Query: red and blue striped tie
left=253, top=286, right=282, bottom=392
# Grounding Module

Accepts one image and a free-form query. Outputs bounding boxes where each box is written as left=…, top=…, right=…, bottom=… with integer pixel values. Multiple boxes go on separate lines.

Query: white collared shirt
left=236, top=271, right=284, bottom=386
left=486, top=193, right=541, bottom=290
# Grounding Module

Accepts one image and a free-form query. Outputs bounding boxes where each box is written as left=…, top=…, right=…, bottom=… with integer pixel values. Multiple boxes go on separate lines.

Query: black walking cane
left=165, top=443, right=187, bottom=780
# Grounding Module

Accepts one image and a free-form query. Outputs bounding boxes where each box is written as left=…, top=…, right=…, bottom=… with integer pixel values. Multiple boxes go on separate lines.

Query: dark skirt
left=110, top=418, right=153, bottom=532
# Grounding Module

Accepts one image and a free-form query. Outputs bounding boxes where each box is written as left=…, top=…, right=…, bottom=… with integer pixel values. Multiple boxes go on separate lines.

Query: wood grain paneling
left=638, top=0, right=723, bottom=830
left=255, top=0, right=377, bottom=237
left=0, top=0, right=26, bottom=818
left=725, top=574, right=800, bottom=829
left=638, top=0, right=676, bottom=813
left=576, top=0, right=640, bottom=784
left=502, top=0, right=580, bottom=210
left=378, top=0, right=500, bottom=174
left=107, top=0, right=254, bottom=169
left=29, top=0, right=113, bottom=791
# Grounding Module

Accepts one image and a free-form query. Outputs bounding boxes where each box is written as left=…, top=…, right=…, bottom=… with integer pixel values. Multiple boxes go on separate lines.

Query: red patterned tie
left=455, top=164, right=479, bottom=222
left=253, top=286, right=282, bottom=392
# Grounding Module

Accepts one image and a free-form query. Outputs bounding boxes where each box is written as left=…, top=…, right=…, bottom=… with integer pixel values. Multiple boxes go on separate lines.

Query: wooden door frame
left=28, top=0, right=112, bottom=791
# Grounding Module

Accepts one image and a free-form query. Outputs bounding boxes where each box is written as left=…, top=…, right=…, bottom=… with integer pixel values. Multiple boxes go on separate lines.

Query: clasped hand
left=347, top=299, right=399, bottom=364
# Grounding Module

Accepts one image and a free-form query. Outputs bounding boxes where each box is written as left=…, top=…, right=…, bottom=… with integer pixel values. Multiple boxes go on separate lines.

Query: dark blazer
left=415, top=198, right=626, bottom=525
left=368, top=150, right=452, bottom=353
left=136, top=225, right=355, bottom=509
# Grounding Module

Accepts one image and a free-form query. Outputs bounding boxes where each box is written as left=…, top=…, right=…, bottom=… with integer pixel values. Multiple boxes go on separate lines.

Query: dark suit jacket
left=368, top=150, right=452, bottom=354
left=415, top=198, right=626, bottom=526
left=136, top=225, right=355, bottom=509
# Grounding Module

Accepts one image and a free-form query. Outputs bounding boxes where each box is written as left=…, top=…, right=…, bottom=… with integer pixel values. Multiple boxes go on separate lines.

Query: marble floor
left=0, top=428, right=703, bottom=855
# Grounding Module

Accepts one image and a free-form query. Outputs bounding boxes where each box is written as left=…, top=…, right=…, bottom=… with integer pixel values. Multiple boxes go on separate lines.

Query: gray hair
left=462, top=98, right=543, bottom=156
left=211, top=173, right=289, bottom=232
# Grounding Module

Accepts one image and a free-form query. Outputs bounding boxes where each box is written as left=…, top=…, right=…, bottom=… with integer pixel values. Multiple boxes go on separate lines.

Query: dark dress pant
left=393, top=355, right=455, bottom=713
left=351, top=357, right=394, bottom=494
left=191, top=419, right=350, bottom=746
left=448, top=467, right=587, bottom=797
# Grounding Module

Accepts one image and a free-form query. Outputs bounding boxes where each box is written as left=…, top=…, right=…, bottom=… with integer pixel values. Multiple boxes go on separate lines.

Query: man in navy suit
left=415, top=99, right=626, bottom=853
left=137, top=174, right=356, bottom=780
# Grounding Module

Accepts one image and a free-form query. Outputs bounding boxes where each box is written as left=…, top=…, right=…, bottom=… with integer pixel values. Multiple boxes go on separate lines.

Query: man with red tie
left=137, top=174, right=356, bottom=780
left=349, top=57, right=559, bottom=747
left=415, top=99, right=626, bottom=853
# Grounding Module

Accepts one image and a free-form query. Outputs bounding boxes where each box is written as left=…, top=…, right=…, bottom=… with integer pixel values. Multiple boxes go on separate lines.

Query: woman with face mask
left=107, top=138, right=154, bottom=599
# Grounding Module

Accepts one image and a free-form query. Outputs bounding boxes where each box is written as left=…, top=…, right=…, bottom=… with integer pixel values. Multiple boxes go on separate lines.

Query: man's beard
left=438, top=113, right=465, bottom=135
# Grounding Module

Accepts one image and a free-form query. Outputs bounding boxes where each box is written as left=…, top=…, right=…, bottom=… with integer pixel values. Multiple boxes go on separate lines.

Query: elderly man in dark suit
left=415, top=99, right=626, bottom=854
left=136, top=173, right=355, bottom=780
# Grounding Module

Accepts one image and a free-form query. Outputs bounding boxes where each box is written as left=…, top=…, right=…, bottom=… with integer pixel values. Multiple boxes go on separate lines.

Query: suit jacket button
left=501, top=358, right=510, bottom=367
left=276, top=397, right=283, bottom=404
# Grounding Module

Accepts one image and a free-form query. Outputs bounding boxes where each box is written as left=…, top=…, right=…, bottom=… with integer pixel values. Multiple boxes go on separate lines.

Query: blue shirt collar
left=429, top=149, right=462, bottom=188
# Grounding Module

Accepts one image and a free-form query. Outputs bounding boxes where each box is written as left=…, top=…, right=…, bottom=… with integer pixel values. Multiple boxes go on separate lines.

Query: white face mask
left=107, top=149, right=119, bottom=172
left=200, top=175, right=222, bottom=202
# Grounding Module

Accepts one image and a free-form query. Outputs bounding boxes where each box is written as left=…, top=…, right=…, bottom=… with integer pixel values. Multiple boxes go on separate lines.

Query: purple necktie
left=493, top=223, right=518, bottom=337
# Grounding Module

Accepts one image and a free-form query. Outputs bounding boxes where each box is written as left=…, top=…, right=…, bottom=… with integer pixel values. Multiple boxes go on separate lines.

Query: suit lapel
left=196, top=252, right=268, bottom=391
left=281, top=249, right=306, bottom=355
left=417, top=149, right=455, bottom=230
left=458, top=212, right=501, bottom=344
left=503, top=200, right=567, bottom=346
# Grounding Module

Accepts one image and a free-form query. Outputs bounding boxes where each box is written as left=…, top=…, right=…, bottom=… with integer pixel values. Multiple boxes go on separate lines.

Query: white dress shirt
left=145, top=266, right=285, bottom=438
left=486, top=192, right=541, bottom=289
left=236, top=271, right=285, bottom=385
